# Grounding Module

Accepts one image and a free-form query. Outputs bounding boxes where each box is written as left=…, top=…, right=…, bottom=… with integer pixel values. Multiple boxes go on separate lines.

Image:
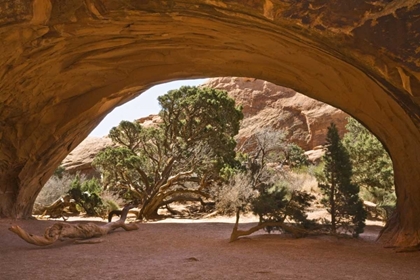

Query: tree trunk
left=230, top=209, right=308, bottom=242
left=33, top=194, right=79, bottom=219
left=139, top=200, right=161, bottom=220
left=330, top=175, right=336, bottom=234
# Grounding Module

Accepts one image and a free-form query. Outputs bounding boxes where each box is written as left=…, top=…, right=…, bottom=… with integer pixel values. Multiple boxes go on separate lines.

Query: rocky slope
left=204, top=77, right=348, bottom=151
left=61, top=136, right=114, bottom=177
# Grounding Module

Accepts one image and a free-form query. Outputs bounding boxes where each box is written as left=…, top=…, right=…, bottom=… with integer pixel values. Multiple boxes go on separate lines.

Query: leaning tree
left=217, top=128, right=315, bottom=241
left=94, top=86, right=243, bottom=220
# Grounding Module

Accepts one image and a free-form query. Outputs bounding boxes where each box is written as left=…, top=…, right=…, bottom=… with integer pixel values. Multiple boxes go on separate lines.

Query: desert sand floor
left=1, top=215, right=419, bottom=280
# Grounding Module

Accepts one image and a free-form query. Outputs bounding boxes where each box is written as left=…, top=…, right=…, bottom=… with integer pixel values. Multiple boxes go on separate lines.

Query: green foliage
left=318, top=123, right=366, bottom=237
left=53, top=166, right=66, bottom=179
left=251, top=186, right=316, bottom=231
left=252, top=186, right=289, bottom=222
left=158, top=86, right=243, bottom=168
left=308, top=161, right=325, bottom=182
left=217, top=127, right=315, bottom=233
left=286, top=144, right=309, bottom=169
left=68, top=176, right=104, bottom=216
left=343, top=117, right=395, bottom=206
left=94, top=86, right=243, bottom=220
left=100, top=192, right=122, bottom=213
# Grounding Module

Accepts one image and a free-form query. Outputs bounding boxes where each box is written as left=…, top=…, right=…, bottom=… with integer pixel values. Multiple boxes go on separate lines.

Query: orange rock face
left=205, top=77, right=349, bottom=151
left=0, top=0, right=419, bottom=249
left=61, top=136, right=114, bottom=177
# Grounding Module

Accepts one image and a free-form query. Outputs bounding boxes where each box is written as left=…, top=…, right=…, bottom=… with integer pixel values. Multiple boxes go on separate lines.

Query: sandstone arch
left=0, top=1, right=419, bottom=248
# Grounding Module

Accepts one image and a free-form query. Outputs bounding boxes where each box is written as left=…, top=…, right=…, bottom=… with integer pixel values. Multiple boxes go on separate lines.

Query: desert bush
left=68, top=176, right=106, bottom=216
left=287, top=144, right=309, bottom=169
left=35, top=166, right=122, bottom=218
left=220, top=127, right=317, bottom=241
left=251, top=186, right=316, bottom=232
left=215, top=172, right=257, bottom=215
left=35, top=170, right=74, bottom=209
left=226, top=168, right=317, bottom=241
left=100, top=190, right=124, bottom=213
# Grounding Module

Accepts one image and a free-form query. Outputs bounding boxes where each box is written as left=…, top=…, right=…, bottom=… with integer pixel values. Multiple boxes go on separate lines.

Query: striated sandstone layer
left=0, top=1, right=419, bottom=249
left=204, top=77, right=349, bottom=151
left=61, top=136, right=113, bottom=177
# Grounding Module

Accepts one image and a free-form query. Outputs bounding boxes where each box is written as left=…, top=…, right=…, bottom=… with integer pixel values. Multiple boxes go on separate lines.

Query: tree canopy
left=342, top=117, right=395, bottom=206
left=93, top=86, right=243, bottom=220
left=318, top=123, right=366, bottom=237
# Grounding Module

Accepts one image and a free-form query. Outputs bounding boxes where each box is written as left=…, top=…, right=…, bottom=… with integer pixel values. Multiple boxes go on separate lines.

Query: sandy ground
left=1, top=215, right=419, bottom=280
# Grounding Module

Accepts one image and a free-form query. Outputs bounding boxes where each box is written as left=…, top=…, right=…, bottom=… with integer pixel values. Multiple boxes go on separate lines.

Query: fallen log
left=230, top=209, right=309, bottom=242
left=33, top=194, right=79, bottom=220
left=9, top=205, right=139, bottom=246
left=108, top=208, right=140, bottom=222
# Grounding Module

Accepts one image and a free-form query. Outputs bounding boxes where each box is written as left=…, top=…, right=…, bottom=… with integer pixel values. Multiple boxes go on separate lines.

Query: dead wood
left=33, top=194, right=79, bottom=220
left=108, top=209, right=139, bottom=222
left=165, top=204, right=184, bottom=216
left=230, top=209, right=308, bottom=242
left=9, top=205, right=139, bottom=246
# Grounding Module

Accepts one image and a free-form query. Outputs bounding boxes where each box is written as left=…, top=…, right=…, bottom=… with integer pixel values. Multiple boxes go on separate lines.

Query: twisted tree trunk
left=230, top=209, right=308, bottom=242
left=9, top=206, right=138, bottom=246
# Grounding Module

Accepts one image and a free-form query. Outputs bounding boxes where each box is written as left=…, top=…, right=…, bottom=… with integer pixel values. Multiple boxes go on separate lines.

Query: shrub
left=35, top=170, right=74, bottom=209
left=215, top=172, right=257, bottom=215
left=68, top=176, right=105, bottom=216
left=251, top=186, right=316, bottom=232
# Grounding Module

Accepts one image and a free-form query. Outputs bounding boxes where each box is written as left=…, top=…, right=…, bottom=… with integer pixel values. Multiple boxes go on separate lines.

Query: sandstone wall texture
left=204, top=77, right=349, bottom=151
left=61, top=136, right=113, bottom=177
left=0, top=0, right=419, bottom=248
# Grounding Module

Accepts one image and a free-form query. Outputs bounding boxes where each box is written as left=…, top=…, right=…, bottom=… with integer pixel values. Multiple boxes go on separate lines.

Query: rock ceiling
left=0, top=0, right=419, bottom=248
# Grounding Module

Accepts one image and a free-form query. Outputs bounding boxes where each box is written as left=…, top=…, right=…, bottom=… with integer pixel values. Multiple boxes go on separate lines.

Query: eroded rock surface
left=0, top=0, right=419, bottom=249
left=205, top=77, right=349, bottom=151
left=61, top=136, right=113, bottom=177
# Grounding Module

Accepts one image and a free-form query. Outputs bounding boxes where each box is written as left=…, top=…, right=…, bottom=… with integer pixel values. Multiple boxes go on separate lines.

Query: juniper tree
left=342, top=117, right=395, bottom=206
left=218, top=128, right=315, bottom=241
left=318, top=123, right=366, bottom=237
left=93, top=86, right=243, bottom=220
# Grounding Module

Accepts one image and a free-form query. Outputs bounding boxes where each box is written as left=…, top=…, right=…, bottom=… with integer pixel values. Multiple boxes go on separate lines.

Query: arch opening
left=0, top=1, right=419, bottom=249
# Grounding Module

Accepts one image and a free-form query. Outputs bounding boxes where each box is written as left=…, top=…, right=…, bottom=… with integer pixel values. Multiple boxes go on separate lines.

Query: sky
left=89, top=78, right=208, bottom=137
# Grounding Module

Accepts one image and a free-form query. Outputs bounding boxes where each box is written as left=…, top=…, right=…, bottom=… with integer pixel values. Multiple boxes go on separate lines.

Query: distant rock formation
left=62, top=137, right=114, bottom=177
left=63, top=77, right=349, bottom=173
left=136, top=114, right=162, bottom=128
left=204, top=77, right=349, bottom=151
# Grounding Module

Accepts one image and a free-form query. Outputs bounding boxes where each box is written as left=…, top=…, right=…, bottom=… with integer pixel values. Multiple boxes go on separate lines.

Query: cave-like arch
left=0, top=1, right=419, bottom=249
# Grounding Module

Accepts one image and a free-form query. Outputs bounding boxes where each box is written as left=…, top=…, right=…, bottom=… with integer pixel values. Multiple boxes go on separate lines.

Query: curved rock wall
left=0, top=0, right=419, bottom=248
